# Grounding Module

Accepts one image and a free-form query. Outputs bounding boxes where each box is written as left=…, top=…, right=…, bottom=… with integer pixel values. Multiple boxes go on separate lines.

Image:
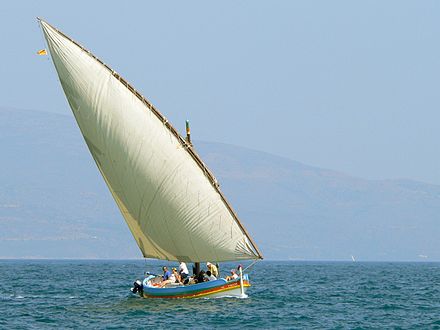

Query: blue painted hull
left=141, top=275, right=250, bottom=299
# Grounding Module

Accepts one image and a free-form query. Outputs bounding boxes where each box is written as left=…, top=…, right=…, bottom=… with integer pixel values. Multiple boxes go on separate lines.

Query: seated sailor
left=225, top=269, right=239, bottom=281
left=183, top=275, right=196, bottom=285
left=195, top=270, right=207, bottom=283
left=206, top=270, right=217, bottom=281
left=172, top=267, right=182, bottom=284
left=160, top=266, right=176, bottom=287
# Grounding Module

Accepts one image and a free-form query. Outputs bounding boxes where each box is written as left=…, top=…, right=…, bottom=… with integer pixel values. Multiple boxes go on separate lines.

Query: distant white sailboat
left=351, top=255, right=356, bottom=262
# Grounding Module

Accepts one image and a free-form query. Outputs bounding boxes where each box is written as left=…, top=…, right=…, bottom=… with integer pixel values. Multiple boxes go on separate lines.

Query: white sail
left=39, top=19, right=262, bottom=262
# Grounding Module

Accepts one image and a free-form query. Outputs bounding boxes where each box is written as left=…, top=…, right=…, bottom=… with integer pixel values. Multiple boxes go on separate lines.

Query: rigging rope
left=243, top=259, right=260, bottom=273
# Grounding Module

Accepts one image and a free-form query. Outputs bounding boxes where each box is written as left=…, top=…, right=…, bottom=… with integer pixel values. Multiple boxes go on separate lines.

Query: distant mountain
left=1, top=108, right=440, bottom=260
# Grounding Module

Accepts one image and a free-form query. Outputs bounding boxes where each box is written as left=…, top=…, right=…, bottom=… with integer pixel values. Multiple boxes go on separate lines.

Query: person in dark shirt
left=196, top=270, right=206, bottom=283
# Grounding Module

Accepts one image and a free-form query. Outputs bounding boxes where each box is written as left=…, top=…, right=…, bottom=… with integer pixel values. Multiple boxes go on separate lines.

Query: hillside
left=1, top=108, right=440, bottom=260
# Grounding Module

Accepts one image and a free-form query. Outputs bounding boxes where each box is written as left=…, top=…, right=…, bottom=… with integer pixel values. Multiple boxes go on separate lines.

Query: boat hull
left=141, top=277, right=250, bottom=299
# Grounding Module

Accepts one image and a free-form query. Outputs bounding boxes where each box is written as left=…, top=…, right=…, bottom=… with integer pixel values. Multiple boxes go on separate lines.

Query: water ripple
left=1, top=260, right=440, bottom=328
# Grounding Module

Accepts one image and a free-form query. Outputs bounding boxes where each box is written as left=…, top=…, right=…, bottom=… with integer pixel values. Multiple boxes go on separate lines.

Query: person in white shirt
left=206, top=270, right=217, bottom=281
left=225, top=269, right=239, bottom=281
left=178, top=261, right=189, bottom=279
left=171, top=267, right=182, bottom=284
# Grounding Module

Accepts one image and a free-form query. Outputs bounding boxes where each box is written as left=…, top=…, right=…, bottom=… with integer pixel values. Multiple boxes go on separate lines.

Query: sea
left=1, top=260, right=439, bottom=329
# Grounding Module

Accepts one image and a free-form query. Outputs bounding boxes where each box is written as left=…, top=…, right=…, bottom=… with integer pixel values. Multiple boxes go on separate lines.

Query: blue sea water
left=1, top=260, right=440, bottom=329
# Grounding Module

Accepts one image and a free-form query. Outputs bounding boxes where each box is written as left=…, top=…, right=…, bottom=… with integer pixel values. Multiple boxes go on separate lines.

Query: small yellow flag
left=37, top=49, right=47, bottom=55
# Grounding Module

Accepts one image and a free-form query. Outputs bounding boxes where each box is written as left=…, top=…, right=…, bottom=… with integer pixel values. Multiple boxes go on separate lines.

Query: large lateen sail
left=39, top=19, right=262, bottom=262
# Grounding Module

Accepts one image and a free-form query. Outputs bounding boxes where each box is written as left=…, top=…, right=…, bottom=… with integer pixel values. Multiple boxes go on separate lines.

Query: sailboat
left=38, top=19, right=263, bottom=298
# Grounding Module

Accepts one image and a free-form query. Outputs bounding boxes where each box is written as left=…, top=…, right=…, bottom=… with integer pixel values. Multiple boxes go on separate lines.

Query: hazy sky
left=2, top=1, right=439, bottom=184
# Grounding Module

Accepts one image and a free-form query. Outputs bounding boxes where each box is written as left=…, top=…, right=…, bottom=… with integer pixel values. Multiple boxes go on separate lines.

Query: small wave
left=204, top=294, right=249, bottom=300
left=7, top=294, right=25, bottom=299
left=51, top=295, right=78, bottom=299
